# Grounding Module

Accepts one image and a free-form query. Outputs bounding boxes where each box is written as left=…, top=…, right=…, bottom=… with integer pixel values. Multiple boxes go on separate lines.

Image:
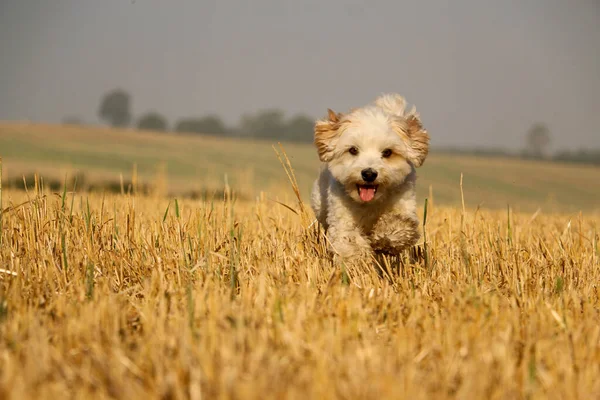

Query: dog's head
left=314, top=93, right=429, bottom=204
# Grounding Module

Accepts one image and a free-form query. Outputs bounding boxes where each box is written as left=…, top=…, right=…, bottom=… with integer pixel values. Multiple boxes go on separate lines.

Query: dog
left=310, top=93, right=429, bottom=261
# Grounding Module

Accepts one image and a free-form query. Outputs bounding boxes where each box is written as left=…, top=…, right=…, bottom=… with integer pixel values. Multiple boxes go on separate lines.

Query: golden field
left=1, top=122, right=600, bottom=399
left=1, top=154, right=599, bottom=399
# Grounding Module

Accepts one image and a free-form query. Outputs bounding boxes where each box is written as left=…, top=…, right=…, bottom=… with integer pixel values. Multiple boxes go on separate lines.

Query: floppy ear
left=314, top=108, right=343, bottom=162
left=376, top=94, right=430, bottom=166
left=392, top=110, right=429, bottom=167
left=404, top=113, right=430, bottom=167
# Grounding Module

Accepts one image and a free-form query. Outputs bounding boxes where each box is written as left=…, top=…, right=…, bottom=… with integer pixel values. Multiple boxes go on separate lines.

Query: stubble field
left=1, top=158, right=599, bottom=399
left=1, top=122, right=600, bottom=399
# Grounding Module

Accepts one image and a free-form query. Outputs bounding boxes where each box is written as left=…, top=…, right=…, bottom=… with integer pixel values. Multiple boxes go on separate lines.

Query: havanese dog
left=310, top=93, right=429, bottom=261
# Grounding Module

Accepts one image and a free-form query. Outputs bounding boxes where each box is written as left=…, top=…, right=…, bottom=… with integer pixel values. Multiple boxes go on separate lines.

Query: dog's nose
left=361, top=168, right=378, bottom=182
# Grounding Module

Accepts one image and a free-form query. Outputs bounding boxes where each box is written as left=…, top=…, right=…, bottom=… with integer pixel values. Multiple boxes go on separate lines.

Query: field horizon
left=1, top=121, right=599, bottom=215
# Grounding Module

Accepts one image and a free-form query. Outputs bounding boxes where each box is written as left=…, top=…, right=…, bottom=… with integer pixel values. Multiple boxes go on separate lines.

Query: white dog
left=310, top=94, right=429, bottom=260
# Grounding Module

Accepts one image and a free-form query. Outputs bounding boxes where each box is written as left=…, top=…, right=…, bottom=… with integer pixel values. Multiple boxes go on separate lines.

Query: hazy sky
left=1, top=0, right=599, bottom=150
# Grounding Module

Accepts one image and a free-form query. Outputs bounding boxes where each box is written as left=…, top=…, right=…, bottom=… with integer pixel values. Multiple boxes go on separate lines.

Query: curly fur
left=310, top=93, right=429, bottom=260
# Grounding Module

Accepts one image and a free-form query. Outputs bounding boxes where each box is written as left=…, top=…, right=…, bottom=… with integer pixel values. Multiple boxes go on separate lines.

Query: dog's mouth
left=357, top=184, right=378, bottom=202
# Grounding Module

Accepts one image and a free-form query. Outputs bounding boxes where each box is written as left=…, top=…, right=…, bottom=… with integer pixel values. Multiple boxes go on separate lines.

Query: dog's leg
left=325, top=197, right=373, bottom=260
left=327, top=224, right=372, bottom=260
left=370, top=213, right=420, bottom=256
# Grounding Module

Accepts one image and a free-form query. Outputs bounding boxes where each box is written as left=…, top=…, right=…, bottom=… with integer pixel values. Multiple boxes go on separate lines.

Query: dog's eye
left=349, top=146, right=359, bottom=155
left=382, top=149, right=393, bottom=158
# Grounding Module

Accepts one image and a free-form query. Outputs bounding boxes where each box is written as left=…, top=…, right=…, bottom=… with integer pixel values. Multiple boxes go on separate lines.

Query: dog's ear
left=327, top=108, right=339, bottom=123
left=376, top=94, right=430, bottom=166
left=404, top=112, right=429, bottom=167
left=314, top=109, right=343, bottom=162
left=392, top=110, right=429, bottom=167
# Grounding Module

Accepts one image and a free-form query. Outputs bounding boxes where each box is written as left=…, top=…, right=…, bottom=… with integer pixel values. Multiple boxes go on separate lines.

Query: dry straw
left=0, top=153, right=599, bottom=399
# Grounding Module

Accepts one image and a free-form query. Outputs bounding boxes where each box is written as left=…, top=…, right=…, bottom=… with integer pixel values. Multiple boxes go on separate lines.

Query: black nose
left=361, top=168, right=378, bottom=182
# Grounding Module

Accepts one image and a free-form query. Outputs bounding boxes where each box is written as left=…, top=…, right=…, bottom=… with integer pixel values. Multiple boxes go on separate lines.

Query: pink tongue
left=359, top=186, right=376, bottom=202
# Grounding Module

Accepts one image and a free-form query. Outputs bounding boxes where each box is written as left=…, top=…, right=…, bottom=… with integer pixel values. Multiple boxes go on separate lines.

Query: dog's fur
left=310, top=93, right=430, bottom=260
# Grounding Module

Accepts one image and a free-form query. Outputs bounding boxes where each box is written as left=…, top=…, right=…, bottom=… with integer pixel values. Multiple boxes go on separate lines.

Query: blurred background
left=0, top=0, right=599, bottom=212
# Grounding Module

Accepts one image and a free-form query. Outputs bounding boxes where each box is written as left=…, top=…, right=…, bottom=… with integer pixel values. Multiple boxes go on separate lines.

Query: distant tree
left=526, top=123, right=551, bottom=158
left=137, top=112, right=168, bottom=132
left=174, top=115, right=228, bottom=135
left=284, top=114, right=315, bottom=142
left=98, top=89, right=132, bottom=128
left=239, top=109, right=286, bottom=139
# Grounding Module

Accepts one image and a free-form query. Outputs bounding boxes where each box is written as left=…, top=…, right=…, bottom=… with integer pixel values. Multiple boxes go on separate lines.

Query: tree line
left=64, top=88, right=600, bottom=165
left=93, top=88, right=315, bottom=143
left=444, top=122, right=600, bottom=166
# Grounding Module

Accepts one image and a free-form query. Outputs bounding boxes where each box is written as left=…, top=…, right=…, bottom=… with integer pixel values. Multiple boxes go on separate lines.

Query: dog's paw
left=370, top=214, right=420, bottom=255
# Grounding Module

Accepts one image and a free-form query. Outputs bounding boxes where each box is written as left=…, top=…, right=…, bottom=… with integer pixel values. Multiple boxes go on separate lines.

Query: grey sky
left=1, top=0, right=599, bottom=150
